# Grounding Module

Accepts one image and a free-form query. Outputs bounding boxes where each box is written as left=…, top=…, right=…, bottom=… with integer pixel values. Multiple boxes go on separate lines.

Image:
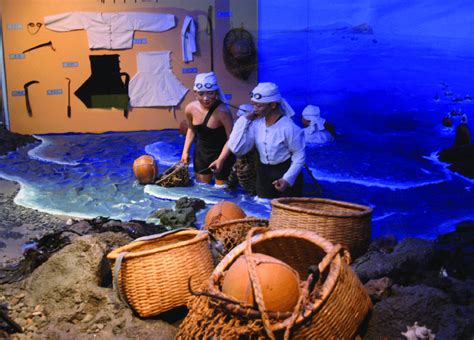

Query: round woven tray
left=269, top=197, right=372, bottom=258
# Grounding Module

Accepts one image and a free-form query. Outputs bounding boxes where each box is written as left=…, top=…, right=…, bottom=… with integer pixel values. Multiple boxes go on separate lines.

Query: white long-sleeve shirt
left=228, top=115, right=306, bottom=186
left=44, top=12, right=176, bottom=50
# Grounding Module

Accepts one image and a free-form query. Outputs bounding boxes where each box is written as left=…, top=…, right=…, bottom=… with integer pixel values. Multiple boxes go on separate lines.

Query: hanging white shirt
left=44, top=12, right=176, bottom=50
left=228, top=115, right=305, bottom=186
left=181, top=16, right=197, bottom=62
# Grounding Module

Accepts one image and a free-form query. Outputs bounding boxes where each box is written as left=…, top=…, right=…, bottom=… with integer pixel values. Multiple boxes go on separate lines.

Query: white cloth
left=304, top=128, right=334, bottom=144
left=228, top=115, right=305, bottom=186
left=302, top=105, right=334, bottom=144
left=250, top=82, right=295, bottom=117
left=129, top=51, right=188, bottom=107
left=181, top=16, right=197, bottom=62
left=236, top=104, right=253, bottom=117
left=44, top=12, right=175, bottom=50
left=193, top=72, right=228, bottom=105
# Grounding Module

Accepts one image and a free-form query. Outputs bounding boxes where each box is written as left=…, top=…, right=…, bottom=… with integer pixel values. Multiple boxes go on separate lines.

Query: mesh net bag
left=155, top=161, right=190, bottom=187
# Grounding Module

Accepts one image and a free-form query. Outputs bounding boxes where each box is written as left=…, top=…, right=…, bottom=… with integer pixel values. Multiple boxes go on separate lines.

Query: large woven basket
left=176, top=228, right=372, bottom=339
left=206, top=217, right=269, bottom=255
left=107, top=229, right=214, bottom=317
left=269, top=197, right=372, bottom=258
left=155, top=161, right=190, bottom=187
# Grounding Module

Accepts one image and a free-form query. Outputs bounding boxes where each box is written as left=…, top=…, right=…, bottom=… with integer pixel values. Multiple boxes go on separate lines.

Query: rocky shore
left=0, top=126, right=472, bottom=339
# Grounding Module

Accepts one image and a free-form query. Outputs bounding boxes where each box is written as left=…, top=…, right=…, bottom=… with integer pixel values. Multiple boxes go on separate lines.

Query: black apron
left=75, top=54, right=130, bottom=116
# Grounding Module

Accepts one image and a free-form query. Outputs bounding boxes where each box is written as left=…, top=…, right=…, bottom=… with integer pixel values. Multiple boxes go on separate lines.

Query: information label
left=182, top=67, right=198, bottom=74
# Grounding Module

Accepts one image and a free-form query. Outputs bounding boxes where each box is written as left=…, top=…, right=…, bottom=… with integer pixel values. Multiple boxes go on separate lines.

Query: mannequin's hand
left=272, top=178, right=289, bottom=192
left=209, top=158, right=224, bottom=173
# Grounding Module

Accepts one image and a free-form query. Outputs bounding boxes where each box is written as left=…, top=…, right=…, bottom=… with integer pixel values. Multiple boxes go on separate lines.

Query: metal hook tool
left=65, top=78, right=72, bottom=118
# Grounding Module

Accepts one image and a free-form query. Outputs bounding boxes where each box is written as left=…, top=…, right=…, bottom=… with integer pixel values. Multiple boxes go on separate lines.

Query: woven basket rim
left=206, top=217, right=269, bottom=231
left=208, top=228, right=343, bottom=329
left=106, top=229, right=207, bottom=260
left=271, top=197, right=372, bottom=217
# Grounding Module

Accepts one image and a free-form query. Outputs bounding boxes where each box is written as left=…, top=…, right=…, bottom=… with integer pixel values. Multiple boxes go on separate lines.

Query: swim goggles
left=195, top=83, right=216, bottom=90
left=249, top=92, right=273, bottom=100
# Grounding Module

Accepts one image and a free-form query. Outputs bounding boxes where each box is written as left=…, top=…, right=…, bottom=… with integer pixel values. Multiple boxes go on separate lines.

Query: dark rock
left=434, top=220, right=474, bottom=280
left=0, top=125, right=38, bottom=156
left=175, top=197, right=206, bottom=212
left=368, top=235, right=398, bottom=253
left=364, top=284, right=473, bottom=340
left=352, top=238, right=435, bottom=284
left=364, top=277, right=393, bottom=303
left=438, top=145, right=474, bottom=179
left=156, top=207, right=196, bottom=229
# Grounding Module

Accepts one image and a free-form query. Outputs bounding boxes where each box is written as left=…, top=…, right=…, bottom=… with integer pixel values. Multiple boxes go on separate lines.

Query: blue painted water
left=0, top=126, right=472, bottom=240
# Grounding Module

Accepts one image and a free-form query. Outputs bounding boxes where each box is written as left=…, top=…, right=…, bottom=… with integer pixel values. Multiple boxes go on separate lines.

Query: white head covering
left=250, top=82, right=295, bottom=117
left=193, top=72, right=228, bottom=105
left=302, top=105, right=326, bottom=131
left=461, top=113, right=468, bottom=124
left=237, top=103, right=253, bottom=117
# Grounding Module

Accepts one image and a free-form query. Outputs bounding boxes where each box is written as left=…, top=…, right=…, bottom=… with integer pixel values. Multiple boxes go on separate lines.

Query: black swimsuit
left=192, top=101, right=235, bottom=180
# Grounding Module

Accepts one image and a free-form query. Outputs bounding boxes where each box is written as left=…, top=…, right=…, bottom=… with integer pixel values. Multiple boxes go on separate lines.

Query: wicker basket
left=206, top=217, right=269, bottom=255
left=155, top=161, right=190, bottom=187
left=176, top=228, right=372, bottom=339
left=107, top=229, right=214, bottom=317
left=269, top=197, right=372, bottom=258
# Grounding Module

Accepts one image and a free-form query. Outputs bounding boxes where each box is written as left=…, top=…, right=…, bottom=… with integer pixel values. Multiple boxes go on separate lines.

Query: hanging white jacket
left=181, top=16, right=197, bottom=62
left=44, top=12, right=176, bottom=50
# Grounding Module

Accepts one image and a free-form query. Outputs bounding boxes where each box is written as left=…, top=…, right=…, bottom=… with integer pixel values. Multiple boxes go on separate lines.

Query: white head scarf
left=250, top=82, right=295, bottom=117
left=237, top=104, right=253, bottom=117
left=193, top=72, right=228, bottom=105
left=461, top=113, right=468, bottom=124
left=302, top=105, right=326, bottom=132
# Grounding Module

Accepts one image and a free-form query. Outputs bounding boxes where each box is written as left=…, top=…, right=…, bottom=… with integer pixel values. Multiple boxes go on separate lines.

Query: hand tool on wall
left=22, top=41, right=55, bottom=54
left=27, top=22, right=43, bottom=35
left=65, top=77, right=72, bottom=118
left=206, top=5, right=214, bottom=71
left=23, top=80, right=40, bottom=117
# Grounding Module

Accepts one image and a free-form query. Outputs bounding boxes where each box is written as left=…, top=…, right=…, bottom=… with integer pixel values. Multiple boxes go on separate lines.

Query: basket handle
left=318, top=244, right=350, bottom=273
left=243, top=227, right=276, bottom=340
left=113, top=251, right=133, bottom=309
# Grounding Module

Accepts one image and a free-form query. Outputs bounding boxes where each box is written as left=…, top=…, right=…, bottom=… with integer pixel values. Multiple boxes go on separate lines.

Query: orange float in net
left=222, top=253, right=300, bottom=313
left=133, top=155, right=157, bottom=184
left=204, top=200, right=246, bottom=226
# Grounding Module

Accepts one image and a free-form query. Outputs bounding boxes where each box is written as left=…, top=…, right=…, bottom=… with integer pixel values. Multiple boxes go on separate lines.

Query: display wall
left=0, top=0, right=258, bottom=134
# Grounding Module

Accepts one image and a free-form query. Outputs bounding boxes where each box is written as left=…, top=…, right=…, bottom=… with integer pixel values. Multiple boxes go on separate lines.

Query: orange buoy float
left=204, top=200, right=246, bottom=226
left=222, top=253, right=300, bottom=313
left=179, top=120, right=188, bottom=136
left=133, top=155, right=157, bottom=184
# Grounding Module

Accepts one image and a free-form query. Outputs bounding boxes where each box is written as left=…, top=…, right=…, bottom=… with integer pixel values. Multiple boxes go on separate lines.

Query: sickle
left=23, top=80, right=40, bottom=117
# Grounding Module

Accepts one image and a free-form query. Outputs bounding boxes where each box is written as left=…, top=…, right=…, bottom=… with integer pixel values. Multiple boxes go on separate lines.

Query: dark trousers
left=256, top=158, right=303, bottom=198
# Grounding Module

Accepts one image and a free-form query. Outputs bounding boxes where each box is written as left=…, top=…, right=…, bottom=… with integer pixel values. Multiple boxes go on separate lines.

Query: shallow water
left=0, top=127, right=472, bottom=240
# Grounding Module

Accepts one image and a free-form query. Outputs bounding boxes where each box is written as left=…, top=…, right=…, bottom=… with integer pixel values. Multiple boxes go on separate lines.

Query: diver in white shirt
left=221, top=82, right=305, bottom=198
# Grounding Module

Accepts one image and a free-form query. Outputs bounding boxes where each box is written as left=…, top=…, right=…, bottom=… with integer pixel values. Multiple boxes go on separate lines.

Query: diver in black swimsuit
left=181, top=72, right=234, bottom=185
